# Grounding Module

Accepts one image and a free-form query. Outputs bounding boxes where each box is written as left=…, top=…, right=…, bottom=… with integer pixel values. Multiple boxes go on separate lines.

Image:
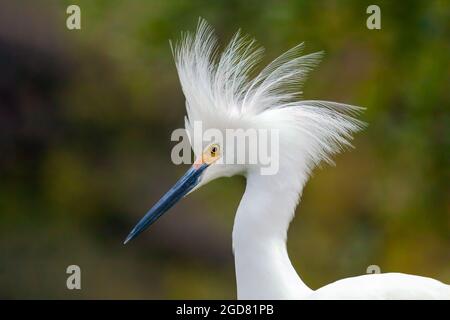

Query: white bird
left=124, top=19, right=450, bottom=300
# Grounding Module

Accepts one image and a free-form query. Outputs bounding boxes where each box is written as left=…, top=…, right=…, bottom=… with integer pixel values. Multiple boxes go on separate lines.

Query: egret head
left=124, top=19, right=364, bottom=244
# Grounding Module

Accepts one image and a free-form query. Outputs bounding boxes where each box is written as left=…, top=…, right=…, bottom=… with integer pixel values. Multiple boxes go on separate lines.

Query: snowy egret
left=124, top=20, right=450, bottom=299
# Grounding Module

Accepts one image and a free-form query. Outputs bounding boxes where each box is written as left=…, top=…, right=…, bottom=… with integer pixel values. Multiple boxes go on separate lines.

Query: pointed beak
left=124, top=163, right=208, bottom=244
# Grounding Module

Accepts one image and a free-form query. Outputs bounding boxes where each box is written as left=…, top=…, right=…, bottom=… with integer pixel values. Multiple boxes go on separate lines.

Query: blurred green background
left=0, top=0, right=448, bottom=299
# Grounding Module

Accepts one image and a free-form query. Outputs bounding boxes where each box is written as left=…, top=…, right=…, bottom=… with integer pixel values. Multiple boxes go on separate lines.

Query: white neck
left=232, top=166, right=312, bottom=299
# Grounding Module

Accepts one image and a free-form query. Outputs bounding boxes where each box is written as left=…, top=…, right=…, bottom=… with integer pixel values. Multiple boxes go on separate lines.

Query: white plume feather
left=171, top=19, right=364, bottom=171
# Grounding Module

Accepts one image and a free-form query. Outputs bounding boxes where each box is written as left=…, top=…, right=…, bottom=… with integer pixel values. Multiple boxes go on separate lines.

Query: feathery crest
left=171, top=19, right=364, bottom=170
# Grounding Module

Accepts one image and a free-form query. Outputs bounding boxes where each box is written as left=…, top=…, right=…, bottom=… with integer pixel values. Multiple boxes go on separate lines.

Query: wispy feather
left=171, top=18, right=365, bottom=170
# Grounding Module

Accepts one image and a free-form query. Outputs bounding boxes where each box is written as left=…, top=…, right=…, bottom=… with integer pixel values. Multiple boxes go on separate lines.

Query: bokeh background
left=0, top=0, right=448, bottom=299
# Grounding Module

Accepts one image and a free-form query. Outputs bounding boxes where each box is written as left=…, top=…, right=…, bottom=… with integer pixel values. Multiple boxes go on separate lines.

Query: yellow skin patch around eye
left=193, top=144, right=221, bottom=168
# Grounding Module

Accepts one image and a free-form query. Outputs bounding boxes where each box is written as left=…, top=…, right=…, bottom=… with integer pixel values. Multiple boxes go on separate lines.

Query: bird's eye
left=210, top=145, right=218, bottom=157
left=203, top=144, right=220, bottom=165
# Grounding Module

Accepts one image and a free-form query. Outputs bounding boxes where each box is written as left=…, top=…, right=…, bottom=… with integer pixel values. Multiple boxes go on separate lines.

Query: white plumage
left=126, top=19, right=450, bottom=299
left=173, top=21, right=363, bottom=169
